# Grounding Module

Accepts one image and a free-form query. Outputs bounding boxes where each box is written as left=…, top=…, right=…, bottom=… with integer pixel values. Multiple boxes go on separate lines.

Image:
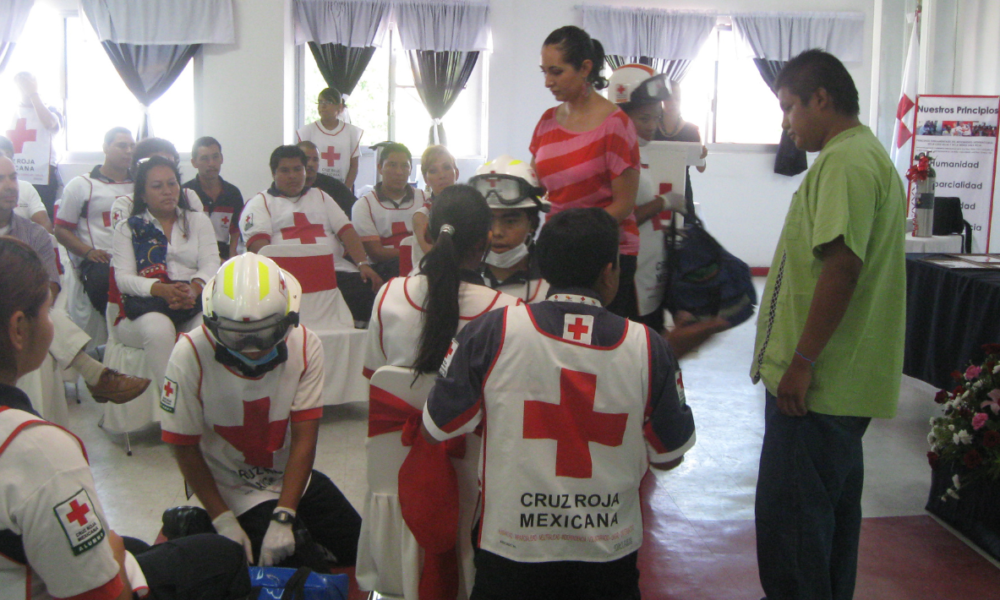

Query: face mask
left=485, top=243, right=530, bottom=269
left=227, top=346, right=279, bottom=367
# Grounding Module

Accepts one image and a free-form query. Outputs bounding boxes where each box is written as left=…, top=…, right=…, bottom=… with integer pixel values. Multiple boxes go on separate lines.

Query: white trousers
left=114, top=312, right=202, bottom=390
left=49, top=308, right=91, bottom=368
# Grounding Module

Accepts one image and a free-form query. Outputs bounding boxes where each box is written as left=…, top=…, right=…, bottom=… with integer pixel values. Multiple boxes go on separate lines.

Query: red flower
left=982, top=343, right=1000, bottom=355
left=963, top=449, right=984, bottom=469
left=953, top=386, right=965, bottom=396
left=952, top=370, right=965, bottom=382
left=984, top=431, right=1000, bottom=448
left=927, top=451, right=940, bottom=469
left=935, top=390, right=950, bottom=404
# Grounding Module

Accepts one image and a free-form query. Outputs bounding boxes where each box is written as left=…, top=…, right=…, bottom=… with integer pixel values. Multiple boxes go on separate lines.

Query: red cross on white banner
left=66, top=499, right=91, bottom=526
left=522, top=369, right=628, bottom=478
left=562, top=313, right=594, bottom=344
left=321, top=146, right=341, bottom=167
left=6, top=118, right=37, bottom=154
left=214, top=397, right=289, bottom=468
left=281, top=212, right=327, bottom=244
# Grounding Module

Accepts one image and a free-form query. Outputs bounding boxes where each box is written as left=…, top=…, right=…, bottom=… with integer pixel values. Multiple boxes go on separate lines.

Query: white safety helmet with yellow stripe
left=468, top=155, right=550, bottom=212
left=608, top=63, right=672, bottom=106
left=202, top=254, right=302, bottom=353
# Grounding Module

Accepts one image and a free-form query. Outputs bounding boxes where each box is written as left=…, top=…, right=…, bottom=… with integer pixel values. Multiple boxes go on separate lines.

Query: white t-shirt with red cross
left=352, top=186, right=430, bottom=250
left=240, top=186, right=354, bottom=254
left=363, top=274, right=522, bottom=378
left=159, top=325, right=325, bottom=516
left=0, top=406, right=124, bottom=600
left=54, top=168, right=134, bottom=257
left=295, top=120, right=363, bottom=184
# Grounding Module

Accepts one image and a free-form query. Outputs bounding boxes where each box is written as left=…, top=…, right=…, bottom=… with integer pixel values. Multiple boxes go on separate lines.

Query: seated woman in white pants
left=111, top=156, right=220, bottom=389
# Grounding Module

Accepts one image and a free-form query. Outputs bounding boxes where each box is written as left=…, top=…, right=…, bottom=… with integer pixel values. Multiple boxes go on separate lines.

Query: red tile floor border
left=636, top=474, right=1000, bottom=599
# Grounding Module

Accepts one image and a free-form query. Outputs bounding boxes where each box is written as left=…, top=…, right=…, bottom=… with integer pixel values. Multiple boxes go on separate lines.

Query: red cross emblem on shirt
left=66, top=499, right=91, bottom=526
left=163, top=380, right=174, bottom=397
left=214, top=397, right=289, bottom=468
left=523, top=369, right=628, bottom=478
left=566, top=318, right=589, bottom=341
left=220, top=215, right=230, bottom=226
left=281, top=212, right=327, bottom=244
left=6, top=118, right=37, bottom=154
left=321, top=146, right=341, bottom=167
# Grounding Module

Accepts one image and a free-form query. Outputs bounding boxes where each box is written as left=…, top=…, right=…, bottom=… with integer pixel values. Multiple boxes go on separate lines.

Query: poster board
left=909, top=95, right=1000, bottom=252
left=5, top=114, right=50, bottom=185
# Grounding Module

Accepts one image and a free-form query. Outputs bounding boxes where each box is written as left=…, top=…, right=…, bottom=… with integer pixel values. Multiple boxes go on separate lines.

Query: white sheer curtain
left=393, top=0, right=490, bottom=52
left=953, top=0, right=1000, bottom=95
left=81, top=0, right=234, bottom=45
left=294, top=0, right=390, bottom=47
left=0, top=0, right=34, bottom=73
left=578, top=6, right=716, bottom=63
left=731, top=11, right=865, bottom=63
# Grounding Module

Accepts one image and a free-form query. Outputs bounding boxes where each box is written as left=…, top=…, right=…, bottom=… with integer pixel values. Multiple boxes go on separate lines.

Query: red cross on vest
left=214, top=397, right=289, bottom=468
left=321, top=146, right=341, bottom=167
left=522, top=369, right=628, bottom=478
left=6, top=118, right=37, bottom=154
left=567, top=318, right=589, bottom=341
left=281, top=212, right=327, bottom=244
left=67, top=499, right=91, bottom=526
left=220, top=215, right=230, bottom=226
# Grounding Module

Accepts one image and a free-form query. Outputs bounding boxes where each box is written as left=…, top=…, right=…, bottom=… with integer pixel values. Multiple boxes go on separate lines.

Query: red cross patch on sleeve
left=160, top=377, right=178, bottom=414
left=54, top=489, right=106, bottom=556
left=439, top=339, right=460, bottom=377
left=563, top=314, right=594, bottom=345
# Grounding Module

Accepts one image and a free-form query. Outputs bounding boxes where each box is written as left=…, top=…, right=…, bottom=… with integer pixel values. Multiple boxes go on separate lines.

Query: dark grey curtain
left=754, top=58, right=807, bottom=177
left=407, top=50, right=479, bottom=146
left=606, top=55, right=692, bottom=82
left=100, top=42, right=200, bottom=140
left=308, top=42, right=376, bottom=96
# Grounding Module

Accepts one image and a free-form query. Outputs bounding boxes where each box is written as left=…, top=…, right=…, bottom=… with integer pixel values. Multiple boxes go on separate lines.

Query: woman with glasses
left=469, top=156, right=551, bottom=303
left=111, top=155, right=220, bottom=392
left=296, top=88, right=363, bottom=190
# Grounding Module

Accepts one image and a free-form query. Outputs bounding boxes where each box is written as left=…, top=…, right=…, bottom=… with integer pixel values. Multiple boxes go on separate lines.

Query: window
left=678, top=23, right=784, bottom=145
left=1, top=4, right=195, bottom=155
left=302, top=27, right=486, bottom=160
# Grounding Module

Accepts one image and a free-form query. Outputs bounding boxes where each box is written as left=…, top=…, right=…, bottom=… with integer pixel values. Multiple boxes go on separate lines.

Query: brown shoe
left=87, top=369, right=152, bottom=404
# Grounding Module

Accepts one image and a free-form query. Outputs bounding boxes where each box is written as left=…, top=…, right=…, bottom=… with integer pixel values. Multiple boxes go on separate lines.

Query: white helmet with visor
left=468, top=155, right=550, bottom=212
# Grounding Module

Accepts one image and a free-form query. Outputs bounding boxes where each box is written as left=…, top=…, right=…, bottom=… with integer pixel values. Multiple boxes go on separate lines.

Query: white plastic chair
left=356, top=366, right=480, bottom=600
left=258, top=244, right=368, bottom=406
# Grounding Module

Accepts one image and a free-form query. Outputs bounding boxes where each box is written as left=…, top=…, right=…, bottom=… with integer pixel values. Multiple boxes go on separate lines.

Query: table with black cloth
left=904, top=254, right=1000, bottom=391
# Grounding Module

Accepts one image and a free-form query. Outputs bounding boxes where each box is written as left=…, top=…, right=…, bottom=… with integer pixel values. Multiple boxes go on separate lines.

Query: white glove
left=212, top=510, right=254, bottom=563
left=259, top=508, right=297, bottom=567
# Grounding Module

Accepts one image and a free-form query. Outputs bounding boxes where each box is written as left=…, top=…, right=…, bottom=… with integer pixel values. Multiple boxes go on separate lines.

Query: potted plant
left=926, top=343, right=1000, bottom=560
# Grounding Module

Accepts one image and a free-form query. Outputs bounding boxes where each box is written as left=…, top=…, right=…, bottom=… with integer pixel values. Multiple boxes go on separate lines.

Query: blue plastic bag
left=249, top=566, right=348, bottom=600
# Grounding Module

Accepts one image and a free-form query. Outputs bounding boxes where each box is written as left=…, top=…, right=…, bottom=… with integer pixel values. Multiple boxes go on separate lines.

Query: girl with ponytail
left=362, top=185, right=522, bottom=376
left=531, top=25, right=643, bottom=320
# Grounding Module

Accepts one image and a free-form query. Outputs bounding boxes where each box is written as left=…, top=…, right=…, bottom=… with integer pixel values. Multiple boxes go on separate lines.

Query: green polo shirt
left=750, top=125, right=906, bottom=418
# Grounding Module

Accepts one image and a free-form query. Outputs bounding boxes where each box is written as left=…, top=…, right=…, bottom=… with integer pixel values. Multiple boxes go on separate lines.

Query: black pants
left=606, top=254, right=639, bottom=320
left=337, top=271, right=377, bottom=323
left=33, top=165, right=62, bottom=219
left=127, top=533, right=251, bottom=600
left=237, top=470, right=361, bottom=568
left=470, top=549, right=641, bottom=600
left=79, top=259, right=111, bottom=315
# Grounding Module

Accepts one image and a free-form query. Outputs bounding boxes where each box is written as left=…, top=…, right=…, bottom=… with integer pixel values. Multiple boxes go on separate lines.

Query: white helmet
left=608, top=64, right=672, bottom=106
left=202, top=254, right=302, bottom=353
left=469, top=155, right=550, bottom=212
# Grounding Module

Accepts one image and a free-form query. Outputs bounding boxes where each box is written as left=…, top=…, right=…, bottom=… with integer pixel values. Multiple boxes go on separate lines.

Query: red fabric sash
left=266, top=254, right=338, bottom=293
left=368, top=385, right=465, bottom=600
left=398, top=243, right=413, bottom=277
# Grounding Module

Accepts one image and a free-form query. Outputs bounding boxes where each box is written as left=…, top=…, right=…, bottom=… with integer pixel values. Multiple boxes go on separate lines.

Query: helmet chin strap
left=214, top=341, right=289, bottom=377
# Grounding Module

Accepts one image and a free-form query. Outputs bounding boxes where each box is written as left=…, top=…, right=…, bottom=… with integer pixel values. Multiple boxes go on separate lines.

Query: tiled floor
left=60, top=278, right=999, bottom=596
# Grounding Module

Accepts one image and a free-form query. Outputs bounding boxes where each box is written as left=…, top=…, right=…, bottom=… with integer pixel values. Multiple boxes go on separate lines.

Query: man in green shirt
left=750, top=50, right=906, bottom=600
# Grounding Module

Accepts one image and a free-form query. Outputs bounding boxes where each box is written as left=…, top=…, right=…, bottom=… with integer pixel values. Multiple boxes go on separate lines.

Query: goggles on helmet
left=469, top=174, right=547, bottom=209
left=628, top=73, right=672, bottom=105
left=204, top=311, right=299, bottom=353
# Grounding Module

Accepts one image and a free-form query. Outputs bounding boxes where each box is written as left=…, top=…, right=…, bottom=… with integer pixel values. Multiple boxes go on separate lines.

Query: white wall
left=486, top=0, right=876, bottom=266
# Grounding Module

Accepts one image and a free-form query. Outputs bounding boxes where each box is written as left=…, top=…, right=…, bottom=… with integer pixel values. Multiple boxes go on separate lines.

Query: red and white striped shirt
left=530, top=108, right=641, bottom=255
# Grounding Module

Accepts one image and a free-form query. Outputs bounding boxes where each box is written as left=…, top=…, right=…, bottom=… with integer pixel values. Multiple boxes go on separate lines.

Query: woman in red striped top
left=530, top=25, right=641, bottom=318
